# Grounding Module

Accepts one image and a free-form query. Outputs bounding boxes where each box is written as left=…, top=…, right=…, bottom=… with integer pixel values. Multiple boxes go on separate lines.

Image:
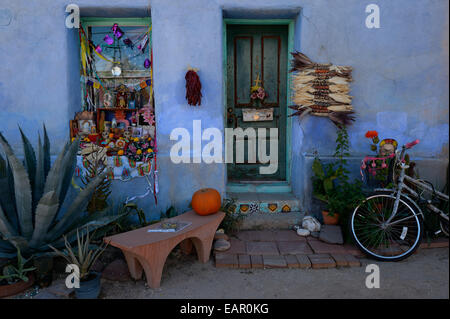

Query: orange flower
left=365, top=130, right=378, bottom=139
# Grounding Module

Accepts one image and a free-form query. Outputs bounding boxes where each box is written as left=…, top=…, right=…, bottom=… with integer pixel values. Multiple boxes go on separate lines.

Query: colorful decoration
left=144, top=58, right=151, bottom=69
left=185, top=68, right=202, bottom=106
left=289, top=51, right=355, bottom=127
left=103, top=34, right=114, bottom=45
left=360, top=130, right=398, bottom=185
left=250, top=74, right=268, bottom=104
left=111, top=23, right=124, bottom=39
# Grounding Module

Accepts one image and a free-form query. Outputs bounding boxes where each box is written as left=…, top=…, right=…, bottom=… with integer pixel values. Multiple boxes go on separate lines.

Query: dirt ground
left=100, top=247, right=449, bottom=299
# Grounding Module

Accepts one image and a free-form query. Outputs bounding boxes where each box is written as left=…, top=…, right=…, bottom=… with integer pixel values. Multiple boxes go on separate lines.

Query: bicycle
left=350, top=139, right=449, bottom=261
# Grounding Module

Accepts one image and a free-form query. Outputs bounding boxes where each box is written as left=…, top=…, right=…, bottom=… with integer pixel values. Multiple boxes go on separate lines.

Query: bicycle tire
left=350, top=193, right=423, bottom=261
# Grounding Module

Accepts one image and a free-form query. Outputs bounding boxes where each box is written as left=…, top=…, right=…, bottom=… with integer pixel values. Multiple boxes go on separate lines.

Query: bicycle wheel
left=350, top=194, right=423, bottom=261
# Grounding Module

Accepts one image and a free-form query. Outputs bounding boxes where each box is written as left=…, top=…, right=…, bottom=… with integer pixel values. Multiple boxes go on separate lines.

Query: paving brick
left=215, top=253, right=238, bottom=268
left=277, top=241, right=313, bottom=255
left=344, top=254, right=361, bottom=267
left=308, top=254, right=336, bottom=269
left=250, top=255, right=264, bottom=269
left=284, top=255, right=300, bottom=268
left=331, top=253, right=349, bottom=267
left=222, top=238, right=247, bottom=255
left=343, top=244, right=365, bottom=257
left=238, top=254, right=252, bottom=269
left=273, top=230, right=305, bottom=242
left=420, top=238, right=449, bottom=249
left=295, top=255, right=311, bottom=269
left=236, top=230, right=275, bottom=242
left=308, top=240, right=348, bottom=254
left=263, top=255, right=287, bottom=268
left=246, top=241, right=279, bottom=255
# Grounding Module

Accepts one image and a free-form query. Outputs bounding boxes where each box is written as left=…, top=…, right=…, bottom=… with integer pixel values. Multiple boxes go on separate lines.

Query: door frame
left=223, top=18, right=295, bottom=193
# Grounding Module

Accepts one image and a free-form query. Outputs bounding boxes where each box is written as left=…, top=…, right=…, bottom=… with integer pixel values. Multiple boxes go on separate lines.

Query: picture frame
left=78, top=120, right=95, bottom=134
left=70, top=120, right=79, bottom=139
left=132, top=126, right=143, bottom=138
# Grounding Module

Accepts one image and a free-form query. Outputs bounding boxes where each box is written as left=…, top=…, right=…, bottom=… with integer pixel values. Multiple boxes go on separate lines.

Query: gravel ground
left=99, top=247, right=448, bottom=299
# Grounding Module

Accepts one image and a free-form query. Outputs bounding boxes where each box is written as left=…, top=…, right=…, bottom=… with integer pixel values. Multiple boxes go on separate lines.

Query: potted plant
left=0, top=247, right=36, bottom=298
left=312, top=126, right=364, bottom=225
left=49, top=228, right=108, bottom=299
left=311, top=156, right=340, bottom=224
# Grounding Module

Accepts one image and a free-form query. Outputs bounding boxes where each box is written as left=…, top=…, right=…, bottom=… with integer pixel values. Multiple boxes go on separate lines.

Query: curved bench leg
left=123, top=252, right=143, bottom=280
left=191, top=234, right=215, bottom=263
left=138, top=255, right=166, bottom=289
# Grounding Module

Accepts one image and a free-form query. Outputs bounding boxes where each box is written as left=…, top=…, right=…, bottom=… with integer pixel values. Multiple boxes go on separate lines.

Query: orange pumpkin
left=191, top=188, right=221, bottom=216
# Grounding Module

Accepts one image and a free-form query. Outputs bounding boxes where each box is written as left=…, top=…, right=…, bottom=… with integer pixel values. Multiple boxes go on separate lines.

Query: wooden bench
left=104, top=210, right=225, bottom=288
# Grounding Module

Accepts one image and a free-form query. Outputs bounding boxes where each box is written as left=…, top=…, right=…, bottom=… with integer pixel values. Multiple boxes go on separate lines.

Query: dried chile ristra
left=185, top=70, right=202, bottom=106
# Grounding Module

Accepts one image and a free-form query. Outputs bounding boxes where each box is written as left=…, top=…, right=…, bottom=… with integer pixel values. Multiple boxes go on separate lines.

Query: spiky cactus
left=0, top=126, right=122, bottom=258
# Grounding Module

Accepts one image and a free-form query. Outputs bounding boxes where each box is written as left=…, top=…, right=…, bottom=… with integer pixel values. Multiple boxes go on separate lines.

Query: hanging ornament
left=137, top=34, right=149, bottom=53
left=112, top=23, right=124, bottom=39
left=144, top=58, right=151, bottom=69
left=104, top=34, right=114, bottom=45
left=185, top=68, right=202, bottom=106
left=123, top=38, right=133, bottom=48
left=111, top=66, right=122, bottom=77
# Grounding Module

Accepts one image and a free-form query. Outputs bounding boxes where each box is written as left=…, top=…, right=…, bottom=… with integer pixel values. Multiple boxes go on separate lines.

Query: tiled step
left=226, top=192, right=303, bottom=230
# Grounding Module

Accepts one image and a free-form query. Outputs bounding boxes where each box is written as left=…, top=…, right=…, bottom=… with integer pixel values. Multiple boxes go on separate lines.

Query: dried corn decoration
left=185, top=69, right=202, bottom=106
left=289, top=51, right=355, bottom=126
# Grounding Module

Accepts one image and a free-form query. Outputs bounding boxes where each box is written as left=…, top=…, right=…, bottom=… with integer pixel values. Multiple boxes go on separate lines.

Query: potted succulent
left=0, top=248, right=36, bottom=298
left=49, top=228, right=108, bottom=299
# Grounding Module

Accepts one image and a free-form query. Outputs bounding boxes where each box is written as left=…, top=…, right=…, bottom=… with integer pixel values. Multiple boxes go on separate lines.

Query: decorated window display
left=71, top=18, right=158, bottom=202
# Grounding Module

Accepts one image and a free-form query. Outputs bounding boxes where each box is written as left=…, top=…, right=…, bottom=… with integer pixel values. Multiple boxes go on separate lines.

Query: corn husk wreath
left=289, top=51, right=355, bottom=126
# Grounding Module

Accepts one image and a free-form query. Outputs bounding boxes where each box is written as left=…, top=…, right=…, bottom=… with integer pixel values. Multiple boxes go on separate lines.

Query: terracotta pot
left=0, top=273, right=35, bottom=298
left=322, top=211, right=340, bottom=225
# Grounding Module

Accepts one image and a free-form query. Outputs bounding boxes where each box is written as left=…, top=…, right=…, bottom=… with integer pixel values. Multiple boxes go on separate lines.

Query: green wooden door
left=226, top=25, right=288, bottom=181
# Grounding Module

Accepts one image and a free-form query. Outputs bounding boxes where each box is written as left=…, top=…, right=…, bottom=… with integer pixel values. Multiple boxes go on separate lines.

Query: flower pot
left=75, top=272, right=101, bottom=299
left=322, top=211, right=340, bottom=225
left=0, top=273, right=35, bottom=298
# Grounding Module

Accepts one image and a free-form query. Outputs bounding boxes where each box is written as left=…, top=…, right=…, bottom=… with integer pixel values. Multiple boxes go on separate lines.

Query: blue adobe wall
left=0, top=0, right=448, bottom=219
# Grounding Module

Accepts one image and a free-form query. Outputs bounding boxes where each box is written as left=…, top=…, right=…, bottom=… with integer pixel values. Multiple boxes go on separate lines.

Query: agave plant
left=0, top=126, right=123, bottom=258
left=49, top=227, right=108, bottom=281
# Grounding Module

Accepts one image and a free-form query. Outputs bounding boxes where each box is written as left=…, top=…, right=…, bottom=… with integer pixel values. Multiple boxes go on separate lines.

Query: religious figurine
left=115, top=84, right=128, bottom=109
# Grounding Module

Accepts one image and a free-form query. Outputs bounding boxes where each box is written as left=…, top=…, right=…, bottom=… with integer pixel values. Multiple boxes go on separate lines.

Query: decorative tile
left=248, top=203, right=259, bottom=214
left=281, top=204, right=291, bottom=212
left=239, top=204, right=250, bottom=214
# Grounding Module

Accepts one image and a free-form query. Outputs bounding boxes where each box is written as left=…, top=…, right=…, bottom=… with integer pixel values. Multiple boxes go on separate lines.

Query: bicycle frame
left=374, top=144, right=449, bottom=228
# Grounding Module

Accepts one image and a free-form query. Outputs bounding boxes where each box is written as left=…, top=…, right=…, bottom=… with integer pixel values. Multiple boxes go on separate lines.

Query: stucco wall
left=0, top=0, right=448, bottom=219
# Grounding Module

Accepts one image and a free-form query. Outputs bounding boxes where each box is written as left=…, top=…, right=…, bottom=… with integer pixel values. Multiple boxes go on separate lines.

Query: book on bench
left=147, top=221, right=192, bottom=233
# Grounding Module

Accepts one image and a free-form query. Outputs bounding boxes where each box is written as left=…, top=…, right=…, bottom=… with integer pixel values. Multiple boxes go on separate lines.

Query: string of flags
left=81, top=76, right=152, bottom=91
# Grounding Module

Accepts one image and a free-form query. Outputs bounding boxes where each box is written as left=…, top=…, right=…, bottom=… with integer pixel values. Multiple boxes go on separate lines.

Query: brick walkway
left=214, top=230, right=449, bottom=269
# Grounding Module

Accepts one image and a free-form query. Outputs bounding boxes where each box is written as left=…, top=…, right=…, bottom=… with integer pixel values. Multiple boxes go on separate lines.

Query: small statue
left=115, top=84, right=128, bottom=108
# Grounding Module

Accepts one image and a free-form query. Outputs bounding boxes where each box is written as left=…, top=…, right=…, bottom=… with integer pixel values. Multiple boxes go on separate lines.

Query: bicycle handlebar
left=405, top=139, right=420, bottom=149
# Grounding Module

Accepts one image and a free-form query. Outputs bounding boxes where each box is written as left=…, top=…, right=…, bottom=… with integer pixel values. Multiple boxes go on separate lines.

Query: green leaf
left=0, top=204, right=18, bottom=239
left=18, top=127, right=37, bottom=203
left=58, top=139, right=80, bottom=208
left=28, top=191, right=59, bottom=249
left=0, top=132, right=33, bottom=239
left=46, top=172, right=108, bottom=242
left=34, top=134, right=45, bottom=209
left=43, top=124, right=51, bottom=179
left=312, top=158, right=324, bottom=178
